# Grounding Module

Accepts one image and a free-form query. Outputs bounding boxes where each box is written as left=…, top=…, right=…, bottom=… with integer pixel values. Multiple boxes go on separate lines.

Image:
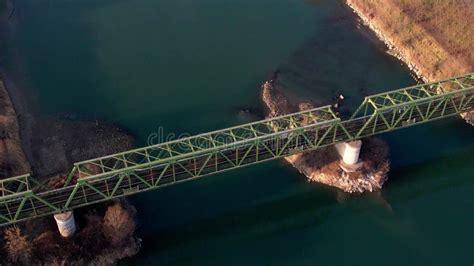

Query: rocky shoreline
left=346, top=0, right=473, bottom=82
left=261, top=81, right=390, bottom=193
left=346, top=0, right=473, bottom=124
left=345, top=1, right=426, bottom=82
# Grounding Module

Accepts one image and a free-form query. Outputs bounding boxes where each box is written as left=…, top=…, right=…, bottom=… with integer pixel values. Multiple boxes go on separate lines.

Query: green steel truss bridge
left=1, top=73, right=473, bottom=227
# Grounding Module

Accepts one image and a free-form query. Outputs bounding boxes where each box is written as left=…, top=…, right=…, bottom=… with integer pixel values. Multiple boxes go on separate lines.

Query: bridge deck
left=0, top=73, right=473, bottom=226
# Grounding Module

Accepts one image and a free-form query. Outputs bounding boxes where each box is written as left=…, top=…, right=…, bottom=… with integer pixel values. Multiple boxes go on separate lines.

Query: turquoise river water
left=4, top=0, right=474, bottom=265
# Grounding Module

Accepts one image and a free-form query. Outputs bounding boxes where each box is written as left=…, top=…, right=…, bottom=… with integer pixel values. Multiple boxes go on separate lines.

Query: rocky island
left=261, top=80, right=390, bottom=193
left=259, top=0, right=473, bottom=192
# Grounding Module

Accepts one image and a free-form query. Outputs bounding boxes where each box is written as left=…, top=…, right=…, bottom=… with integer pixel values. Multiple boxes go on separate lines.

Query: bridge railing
left=351, top=73, right=474, bottom=118
left=0, top=73, right=473, bottom=227
left=63, top=105, right=338, bottom=185
left=0, top=174, right=30, bottom=198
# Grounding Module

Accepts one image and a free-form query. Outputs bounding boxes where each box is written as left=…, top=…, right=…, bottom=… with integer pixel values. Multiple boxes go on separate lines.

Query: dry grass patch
left=347, top=0, right=473, bottom=81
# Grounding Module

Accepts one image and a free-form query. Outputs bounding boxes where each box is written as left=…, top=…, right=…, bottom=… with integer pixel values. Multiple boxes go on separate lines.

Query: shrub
left=103, top=202, right=136, bottom=247
left=3, top=226, right=32, bottom=264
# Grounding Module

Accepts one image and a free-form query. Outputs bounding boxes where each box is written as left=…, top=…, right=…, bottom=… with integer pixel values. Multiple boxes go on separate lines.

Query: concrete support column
left=342, top=140, right=362, bottom=165
left=336, top=140, right=363, bottom=172
left=54, top=211, right=76, bottom=237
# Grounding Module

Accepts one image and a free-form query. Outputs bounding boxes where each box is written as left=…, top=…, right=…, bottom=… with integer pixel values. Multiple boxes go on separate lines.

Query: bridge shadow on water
left=129, top=141, right=473, bottom=263
left=385, top=142, right=474, bottom=203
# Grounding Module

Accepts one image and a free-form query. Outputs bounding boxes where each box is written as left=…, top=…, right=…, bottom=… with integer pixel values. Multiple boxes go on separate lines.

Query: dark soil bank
left=0, top=0, right=135, bottom=179
left=0, top=0, right=141, bottom=264
left=27, top=115, right=134, bottom=178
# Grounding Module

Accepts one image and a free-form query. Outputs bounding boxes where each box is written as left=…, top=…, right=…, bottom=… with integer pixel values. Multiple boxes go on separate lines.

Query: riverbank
left=346, top=0, right=473, bottom=82
left=346, top=0, right=473, bottom=123
left=0, top=0, right=29, bottom=179
left=0, top=0, right=141, bottom=264
left=0, top=77, right=29, bottom=178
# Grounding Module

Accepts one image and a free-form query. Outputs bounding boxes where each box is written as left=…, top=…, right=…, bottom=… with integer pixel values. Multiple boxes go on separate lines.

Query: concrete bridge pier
left=54, top=211, right=76, bottom=237
left=336, top=140, right=363, bottom=172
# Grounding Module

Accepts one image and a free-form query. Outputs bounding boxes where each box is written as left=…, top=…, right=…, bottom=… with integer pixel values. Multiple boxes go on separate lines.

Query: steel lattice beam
left=0, top=73, right=473, bottom=227
left=352, top=73, right=474, bottom=117
left=66, top=105, right=337, bottom=183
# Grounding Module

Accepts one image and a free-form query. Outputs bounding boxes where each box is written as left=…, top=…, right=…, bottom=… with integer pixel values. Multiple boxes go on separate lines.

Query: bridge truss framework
left=1, top=73, right=473, bottom=226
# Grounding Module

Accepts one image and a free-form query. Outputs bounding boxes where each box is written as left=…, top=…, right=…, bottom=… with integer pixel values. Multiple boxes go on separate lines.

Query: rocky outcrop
left=261, top=81, right=390, bottom=193
left=461, top=111, right=474, bottom=126
left=285, top=138, right=389, bottom=193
